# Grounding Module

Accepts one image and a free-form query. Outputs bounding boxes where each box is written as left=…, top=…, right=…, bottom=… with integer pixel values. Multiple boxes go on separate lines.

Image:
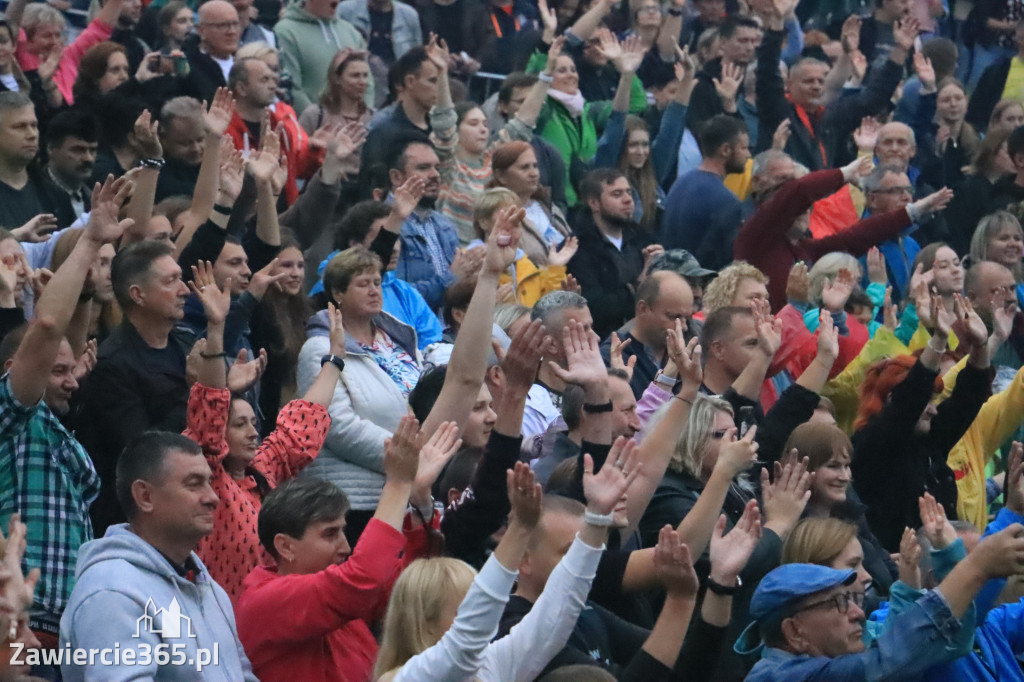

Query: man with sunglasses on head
left=738, top=527, right=1024, bottom=682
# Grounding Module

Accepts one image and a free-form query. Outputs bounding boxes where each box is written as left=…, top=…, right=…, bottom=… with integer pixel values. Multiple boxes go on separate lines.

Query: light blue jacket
left=60, top=525, right=257, bottom=682
left=311, top=256, right=442, bottom=350
left=337, top=0, right=422, bottom=60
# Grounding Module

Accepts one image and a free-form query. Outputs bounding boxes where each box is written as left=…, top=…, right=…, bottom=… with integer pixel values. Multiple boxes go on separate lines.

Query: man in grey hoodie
left=60, top=431, right=258, bottom=682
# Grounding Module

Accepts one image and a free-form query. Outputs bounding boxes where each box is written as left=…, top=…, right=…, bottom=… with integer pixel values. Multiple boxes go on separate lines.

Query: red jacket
left=733, top=169, right=912, bottom=313
left=225, top=101, right=321, bottom=206
left=235, top=517, right=437, bottom=682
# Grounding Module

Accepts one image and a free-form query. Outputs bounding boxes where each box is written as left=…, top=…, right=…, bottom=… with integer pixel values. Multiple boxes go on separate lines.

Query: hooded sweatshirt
left=59, top=524, right=257, bottom=682
left=274, top=3, right=372, bottom=113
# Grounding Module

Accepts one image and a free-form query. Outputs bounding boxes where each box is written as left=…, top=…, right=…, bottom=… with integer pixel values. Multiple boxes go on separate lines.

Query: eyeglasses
left=201, top=20, right=240, bottom=30
left=792, top=590, right=864, bottom=616
left=870, top=186, right=913, bottom=195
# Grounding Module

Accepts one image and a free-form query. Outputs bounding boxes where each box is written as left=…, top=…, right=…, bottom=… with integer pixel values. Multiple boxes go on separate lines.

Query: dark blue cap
left=734, top=564, right=856, bottom=655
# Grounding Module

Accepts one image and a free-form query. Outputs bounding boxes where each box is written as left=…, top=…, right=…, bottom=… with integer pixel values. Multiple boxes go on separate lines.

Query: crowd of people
left=5, top=0, right=1024, bottom=679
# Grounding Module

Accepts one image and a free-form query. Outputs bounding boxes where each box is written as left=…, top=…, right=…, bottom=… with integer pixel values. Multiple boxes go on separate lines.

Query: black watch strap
left=582, top=400, right=614, bottom=414
left=320, top=354, right=345, bottom=372
left=706, top=575, right=742, bottom=596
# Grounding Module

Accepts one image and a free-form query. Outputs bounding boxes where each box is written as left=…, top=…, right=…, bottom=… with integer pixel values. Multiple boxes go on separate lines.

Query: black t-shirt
left=0, top=176, right=48, bottom=230
left=432, top=0, right=465, bottom=53
left=368, top=8, right=396, bottom=63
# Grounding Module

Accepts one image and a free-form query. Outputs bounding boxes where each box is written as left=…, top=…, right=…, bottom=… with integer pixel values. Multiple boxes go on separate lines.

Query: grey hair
left=531, top=291, right=588, bottom=325
left=670, top=394, right=734, bottom=478
left=970, top=210, right=1022, bottom=267
left=808, top=252, right=862, bottom=306
left=0, top=91, right=33, bottom=127
left=22, top=3, right=65, bottom=36
left=159, top=96, right=203, bottom=127
left=861, top=164, right=907, bottom=193
left=751, top=149, right=792, bottom=179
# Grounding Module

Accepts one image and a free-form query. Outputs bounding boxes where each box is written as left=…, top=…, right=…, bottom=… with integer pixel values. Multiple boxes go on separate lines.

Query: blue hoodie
left=60, top=525, right=258, bottom=682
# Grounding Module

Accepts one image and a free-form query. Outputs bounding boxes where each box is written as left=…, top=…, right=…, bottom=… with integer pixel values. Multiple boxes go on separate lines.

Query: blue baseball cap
left=734, top=564, right=856, bottom=655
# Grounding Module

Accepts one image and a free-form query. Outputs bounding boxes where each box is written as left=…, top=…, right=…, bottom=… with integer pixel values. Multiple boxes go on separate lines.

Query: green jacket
left=274, top=3, right=373, bottom=113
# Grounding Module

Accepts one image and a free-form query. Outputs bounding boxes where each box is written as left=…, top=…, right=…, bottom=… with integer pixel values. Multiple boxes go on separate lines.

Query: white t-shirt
left=212, top=54, right=234, bottom=82
left=606, top=234, right=623, bottom=251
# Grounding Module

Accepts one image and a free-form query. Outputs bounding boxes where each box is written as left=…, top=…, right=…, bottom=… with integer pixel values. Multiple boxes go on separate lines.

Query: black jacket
left=182, top=36, right=227, bottom=104
left=566, top=212, right=651, bottom=340
left=967, top=56, right=1011, bottom=133
left=756, top=28, right=902, bottom=169
left=686, top=57, right=744, bottom=135
left=851, top=359, right=992, bottom=552
left=72, top=321, right=194, bottom=535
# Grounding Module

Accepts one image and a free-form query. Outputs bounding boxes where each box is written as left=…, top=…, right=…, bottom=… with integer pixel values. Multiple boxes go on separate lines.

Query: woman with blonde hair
left=374, top=444, right=638, bottom=682
left=969, top=210, right=1023, bottom=289
left=468, top=188, right=577, bottom=306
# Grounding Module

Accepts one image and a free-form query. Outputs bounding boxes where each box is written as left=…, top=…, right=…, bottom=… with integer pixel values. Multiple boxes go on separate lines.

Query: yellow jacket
left=822, top=327, right=909, bottom=434
left=949, top=363, right=1024, bottom=529
left=500, top=257, right=566, bottom=308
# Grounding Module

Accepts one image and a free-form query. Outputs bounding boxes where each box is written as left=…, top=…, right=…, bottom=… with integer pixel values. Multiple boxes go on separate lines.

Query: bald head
left=634, top=270, right=694, bottom=349
left=875, top=122, right=916, bottom=171
left=965, top=261, right=1017, bottom=321
left=197, top=0, right=239, bottom=59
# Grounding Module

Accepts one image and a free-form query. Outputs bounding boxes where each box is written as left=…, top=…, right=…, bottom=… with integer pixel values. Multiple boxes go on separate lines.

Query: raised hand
left=990, top=299, right=1019, bottom=346
left=203, top=87, right=236, bottom=137
left=548, top=236, right=579, bottom=267
left=754, top=304, right=783, bottom=358
left=654, top=526, right=699, bottom=598
left=391, top=176, right=426, bottom=222
left=1005, top=441, right=1024, bottom=515
left=893, top=15, right=921, bottom=51
left=715, top=426, right=759, bottom=478
left=911, top=187, right=954, bottom=215
left=950, top=293, right=988, bottom=348
left=710, top=499, right=762, bottom=584
left=918, top=492, right=957, bottom=550
left=968, top=522, right=1024, bottom=579
left=616, top=34, right=646, bottom=74
left=669, top=326, right=702, bottom=387
left=507, top=462, right=543, bottom=529
left=483, top=204, right=525, bottom=275
left=189, top=260, right=231, bottom=326
left=786, top=261, right=810, bottom=304
left=594, top=28, right=622, bottom=63
left=538, top=0, right=557, bottom=35
left=449, top=247, right=483, bottom=280
left=425, top=33, right=451, bottom=73
left=218, top=143, right=245, bottom=203
left=867, top=246, right=888, bottom=284
left=897, top=526, right=922, bottom=590
left=29, top=268, right=52, bottom=301
left=502, top=318, right=551, bottom=394
left=762, top=457, right=812, bottom=534
left=11, top=214, right=59, bottom=243
left=545, top=35, right=567, bottom=69
left=414, top=421, right=462, bottom=498
left=384, top=414, right=423, bottom=484
left=713, top=60, right=743, bottom=105
left=245, top=148, right=280, bottom=183
left=674, top=44, right=697, bottom=84
left=85, top=175, right=135, bottom=244
left=853, top=116, right=880, bottom=153
left=326, top=122, right=367, bottom=161
left=883, top=287, right=898, bottom=330
left=816, top=309, right=839, bottom=362
left=326, top=302, right=346, bottom=356
left=248, top=258, right=288, bottom=300
left=583, top=437, right=641, bottom=515
left=227, top=348, right=268, bottom=393
left=74, top=338, right=98, bottom=381
left=914, top=51, right=936, bottom=91
left=772, top=118, right=792, bottom=151
left=840, top=154, right=874, bottom=182
left=840, top=14, right=861, bottom=53
left=608, top=332, right=636, bottom=381
left=37, top=48, right=63, bottom=85
left=821, top=268, right=855, bottom=312
left=132, top=110, right=162, bottom=159
left=849, top=50, right=868, bottom=82
left=0, top=515, right=40, bottom=629
left=561, top=273, right=582, bottom=295
left=548, top=319, right=607, bottom=391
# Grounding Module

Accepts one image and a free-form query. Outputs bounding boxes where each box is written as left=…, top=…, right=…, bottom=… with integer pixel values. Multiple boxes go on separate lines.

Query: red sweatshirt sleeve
left=735, top=169, right=846, bottom=260
left=801, top=206, right=912, bottom=260
left=252, top=399, right=330, bottom=487
left=182, top=384, right=230, bottom=465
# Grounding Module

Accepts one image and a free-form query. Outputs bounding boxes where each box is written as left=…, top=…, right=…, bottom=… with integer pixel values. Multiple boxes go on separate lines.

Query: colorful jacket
left=16, top=18, right=113, bottom=105
left=183, top=383, right=330, bottom=603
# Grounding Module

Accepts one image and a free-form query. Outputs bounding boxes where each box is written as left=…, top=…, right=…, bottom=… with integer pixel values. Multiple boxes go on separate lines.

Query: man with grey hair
left=0, top=91, right=77, bottom=230
left=184, top=0, right=241, bottom=103
left=156, top=96, right=205, bottom=200
left=524, top=291, right=593, bottom=439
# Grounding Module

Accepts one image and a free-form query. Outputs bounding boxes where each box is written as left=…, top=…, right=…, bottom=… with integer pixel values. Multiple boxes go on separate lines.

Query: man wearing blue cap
left=738, top=523, right=1024, bottom=682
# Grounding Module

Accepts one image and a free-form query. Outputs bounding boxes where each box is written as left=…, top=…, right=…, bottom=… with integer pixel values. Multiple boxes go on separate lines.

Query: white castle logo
left=134, top=598, right=196, bottom=639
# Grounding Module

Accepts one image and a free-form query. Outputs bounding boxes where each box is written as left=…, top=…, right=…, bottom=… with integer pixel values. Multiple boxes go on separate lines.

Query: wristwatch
left=320, top=354, right=345, bottom=372
left=137, top=157, right=165, bottom=170
left=654, top=372, right=676, bottom=389
left=707, top=575, right=742, bottom=596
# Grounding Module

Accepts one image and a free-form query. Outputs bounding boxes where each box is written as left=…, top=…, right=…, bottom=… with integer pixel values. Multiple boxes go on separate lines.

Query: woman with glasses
left=851, top=294, right=993, bottom=554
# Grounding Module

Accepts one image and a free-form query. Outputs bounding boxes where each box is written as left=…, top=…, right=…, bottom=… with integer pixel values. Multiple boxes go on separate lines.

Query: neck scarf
left=549, top=88, right=585, bottom=118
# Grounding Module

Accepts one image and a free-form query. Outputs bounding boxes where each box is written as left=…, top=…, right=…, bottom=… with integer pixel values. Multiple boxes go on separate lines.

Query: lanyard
left=491, top=10, right=520, bottom=39
left=791, top=103, right=826, bottom=167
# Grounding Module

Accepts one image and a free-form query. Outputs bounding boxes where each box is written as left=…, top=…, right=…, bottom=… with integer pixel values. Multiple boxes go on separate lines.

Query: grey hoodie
left=59, top=525, right=257, bottom=682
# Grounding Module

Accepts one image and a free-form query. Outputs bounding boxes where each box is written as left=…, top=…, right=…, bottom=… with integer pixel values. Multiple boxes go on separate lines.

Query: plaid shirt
left=0, top=374, right=100, bottom=633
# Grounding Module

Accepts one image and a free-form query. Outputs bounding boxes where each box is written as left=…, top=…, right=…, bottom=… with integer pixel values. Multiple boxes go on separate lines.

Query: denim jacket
left=336, top=0, right=422, bottom=60
left=396, top=209, right=460, bottom=310
left=746, top=589, right=971, bottom=682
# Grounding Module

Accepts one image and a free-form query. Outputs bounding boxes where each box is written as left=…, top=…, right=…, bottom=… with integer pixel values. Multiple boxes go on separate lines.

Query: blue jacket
left=396, top=210, right=460, bottom=310
left=746, top=590, right=972, bottom=682
left=311, top=255, right=442, bottom=351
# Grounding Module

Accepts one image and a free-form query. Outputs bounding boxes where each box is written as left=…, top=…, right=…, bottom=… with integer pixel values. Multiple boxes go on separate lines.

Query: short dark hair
left=701, top=306, right=754, bottom=347
left=579, top=168, right=626, bottom=204
left=46, top=108, right=99, bottom=149
left=921, top=37, right=958, bottom=80
left=1008, top=125, right=1024, bottom=161
left=333, top=200, right=392, bottom=251
left=258, top=478, right=350, bottom=559
left=385, top=135, right=434, bottom=177
left=408, top=364, right=446, bottom=422
left=498, top=72, right=538, bottom=104
left=111, top=240, right=176, bottom=310
left=562, top=383, right=585, bottom=430
left=97, top=93, right=145, bottom=148
left=442, top=278, right=477, bottom=328
left=0, top=322, right=28, bottom=366
left=388, top=46, right=430, bottom=98
left=698, top=115, right=747, bottom=157
left=718, top=15, right=760, bottom=39
left=116, top=431, right=202, bottom=519
left=227, top=57, right=259, bottom=91
left=537, top=665, right=616, bottom=682
left=435, top=446, right=483, bottom=502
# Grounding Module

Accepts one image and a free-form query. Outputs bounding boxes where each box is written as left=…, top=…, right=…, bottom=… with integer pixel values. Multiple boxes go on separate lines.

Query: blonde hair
left=374, top=558, right=477, bottom=679
left=702, top=262, right=768, bottom=313
left=782, top=517, right=859, bottom=566
left=807, top=252, right=861, bottom=306
left=236, top=41, right=277, bottom=61
left=472, top=187, right=519, bottom=241
left=670, top=394, right=733, bottom=478
left=22, top=3, right=65, bottom=36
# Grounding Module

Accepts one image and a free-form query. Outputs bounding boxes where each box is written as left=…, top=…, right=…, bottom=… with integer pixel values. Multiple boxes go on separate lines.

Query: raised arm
left=185, top=89, right=236, bottom=234
left=420, top=205, right=524, bottom=438
left=122, top=112, right=163, bottom=248
left=188, top=260, right=230, bottom=389
left=246, top=132, right=284, bottom=248
left=9, top=176, right=132, bottom=406
left=513, top=37, right=562, bottom=130
left=568, top=0, right=614, bottom=40
left=95, top=0, right=126, bottom=29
